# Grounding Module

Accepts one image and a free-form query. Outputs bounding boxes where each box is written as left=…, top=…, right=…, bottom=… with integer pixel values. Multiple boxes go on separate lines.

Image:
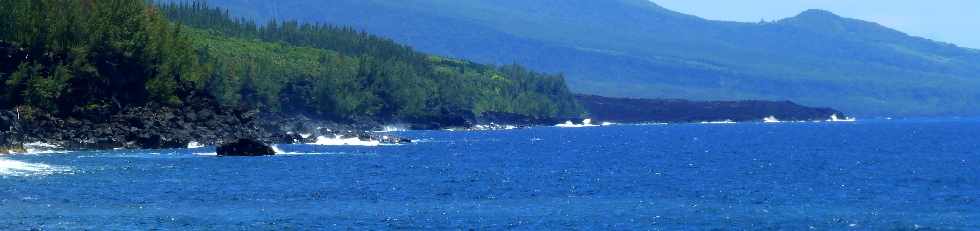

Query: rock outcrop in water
left=576, top=94, right=845, bottom=123
left=216, top=139, right=276, bottom=156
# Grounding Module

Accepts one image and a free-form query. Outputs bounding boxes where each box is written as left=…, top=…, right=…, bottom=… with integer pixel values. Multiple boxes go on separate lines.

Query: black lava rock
left=575, top=94, right=845, bottom=123
left=216, top=139, right=276, bottom=157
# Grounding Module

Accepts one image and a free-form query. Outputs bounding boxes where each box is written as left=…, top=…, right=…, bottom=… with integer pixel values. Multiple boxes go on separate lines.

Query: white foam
left=0, top=158, right=71, bottom=177
left=187, top=141, right=205, bottom=149
left=471, top=124, right=519, bottom=131
left=556, top=119, right=600, bottom=128
left=20, top=142, right=68, bottom=154
left=601, top=122, right=616, bottom=126
left=311, top=135, right=381, bottom=146
left=763, top=116, right=781, bottom=123
left=193, top=152, right=217, bottom=156
left=700, top=120, right=736, bottom=124
left=271, top=145, right=288, bottom=154
left=827, top=114, right=857, bottom=122
left=24, top=142, right=58, bottom=149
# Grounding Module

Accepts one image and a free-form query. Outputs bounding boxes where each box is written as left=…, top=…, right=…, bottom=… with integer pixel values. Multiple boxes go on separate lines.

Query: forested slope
left=0, top=0, right=583, bottom=126
left=190, top=0, right=980, bottom=116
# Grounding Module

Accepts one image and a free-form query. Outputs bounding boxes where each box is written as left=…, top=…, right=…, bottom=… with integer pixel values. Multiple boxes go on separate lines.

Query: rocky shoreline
left=0, top=95, right=415, bottom=153
left=0, top=102, right=571, bottom=154
left=1, top=94, right=851, bottom=154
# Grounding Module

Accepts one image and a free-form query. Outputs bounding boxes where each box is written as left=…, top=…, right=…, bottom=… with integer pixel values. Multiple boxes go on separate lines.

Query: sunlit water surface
left=2, top=119, right=979, bottom=229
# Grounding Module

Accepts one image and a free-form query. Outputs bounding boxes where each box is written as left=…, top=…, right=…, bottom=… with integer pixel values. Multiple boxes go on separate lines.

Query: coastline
left=1, top=96, right=846, bottom=154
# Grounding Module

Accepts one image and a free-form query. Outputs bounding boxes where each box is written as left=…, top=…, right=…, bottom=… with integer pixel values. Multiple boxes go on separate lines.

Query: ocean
left=2, top=119, right=979, bottom=230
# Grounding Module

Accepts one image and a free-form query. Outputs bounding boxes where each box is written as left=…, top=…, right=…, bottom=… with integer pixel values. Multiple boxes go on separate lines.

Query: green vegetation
left=1, top=0, right=203, bottom=116
left=0, top=0, right=582, bottom=123
left=194, top=0, right=980, bottom=116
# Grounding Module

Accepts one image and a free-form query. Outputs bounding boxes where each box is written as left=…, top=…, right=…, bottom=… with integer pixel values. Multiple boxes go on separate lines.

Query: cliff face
left=576, top=95, right=844, bottom=123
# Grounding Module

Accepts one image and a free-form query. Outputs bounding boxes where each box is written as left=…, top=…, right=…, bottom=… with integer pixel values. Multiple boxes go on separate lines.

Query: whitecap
left=271, top=147, right=304, bottom=155
left=0, top=158, right=71, bottom=177
left=20, top=142, right=68, bottom=154
left=310, top=135, right=381, bottom=146
left=24, top=142, right=58, bottom=150
left=187, top=141, right=205, bottom=149
left=410, top=138, right=438, bottom=143
left=763, top=116, right=781, bottom=123
left=827, top=114, right=857, bottom=122
left=470, top=124, right=519, bottom=131
left=270, top=145, right=297, bottom=155
left=556, top=119, right=600, bottom=128
left=700, top=120, right=736, bottom=124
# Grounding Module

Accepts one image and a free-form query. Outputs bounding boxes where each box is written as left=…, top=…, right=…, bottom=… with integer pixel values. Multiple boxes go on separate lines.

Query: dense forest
left=0, top=0, right=583, bottom=125
left=0, top=0, right=205, bottom=116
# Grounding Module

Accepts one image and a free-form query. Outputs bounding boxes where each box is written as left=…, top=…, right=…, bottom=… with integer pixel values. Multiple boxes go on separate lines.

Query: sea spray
left=187, top=141, right=205, bottom=149
left=828, top=114, right=857, bottom=122
left=311, top=135, right=381, bottom=146
left=22, top=142, right=68, bottom=154
left=556, top=119, right=600, bottom=128
left=0, top=158, right=70, bottom=177
left=763, top=116, right=781, bottom=123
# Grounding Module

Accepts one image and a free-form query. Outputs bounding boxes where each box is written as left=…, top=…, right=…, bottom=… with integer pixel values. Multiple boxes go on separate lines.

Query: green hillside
left=193, top=0, right=980, bottom=116
left=0, top=0, right=582, bottom=124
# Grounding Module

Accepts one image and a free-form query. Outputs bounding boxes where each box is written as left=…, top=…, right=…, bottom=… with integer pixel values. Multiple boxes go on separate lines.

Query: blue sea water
left=2, top=119, right=980, bottom=230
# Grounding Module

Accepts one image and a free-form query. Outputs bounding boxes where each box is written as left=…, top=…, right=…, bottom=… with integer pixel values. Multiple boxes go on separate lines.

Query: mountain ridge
left=185, top=0, right=980, bottom=116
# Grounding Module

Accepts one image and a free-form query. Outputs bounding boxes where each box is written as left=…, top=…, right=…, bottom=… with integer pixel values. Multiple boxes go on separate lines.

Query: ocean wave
left=20, top=142, right=70, bottom=155
left=828, top=114, right=858, bottom=122
left=763, top=116, right=781, bottom=123
left=187, top=141, right=206, bottom=149
left=0, top=158, right=71, bottom=177
left=556, top=119, right=601, bottom=128
left=700, top=120, right=736, bottom=124
left=310, top=135, right=382, bottom=146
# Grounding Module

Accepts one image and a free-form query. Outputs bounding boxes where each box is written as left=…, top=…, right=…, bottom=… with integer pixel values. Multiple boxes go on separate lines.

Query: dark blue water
left=2, top=119, right=980, bottom=230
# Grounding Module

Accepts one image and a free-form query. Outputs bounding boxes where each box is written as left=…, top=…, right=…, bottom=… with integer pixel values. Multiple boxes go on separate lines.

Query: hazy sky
left=653, top=0, right=980, bottom=49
